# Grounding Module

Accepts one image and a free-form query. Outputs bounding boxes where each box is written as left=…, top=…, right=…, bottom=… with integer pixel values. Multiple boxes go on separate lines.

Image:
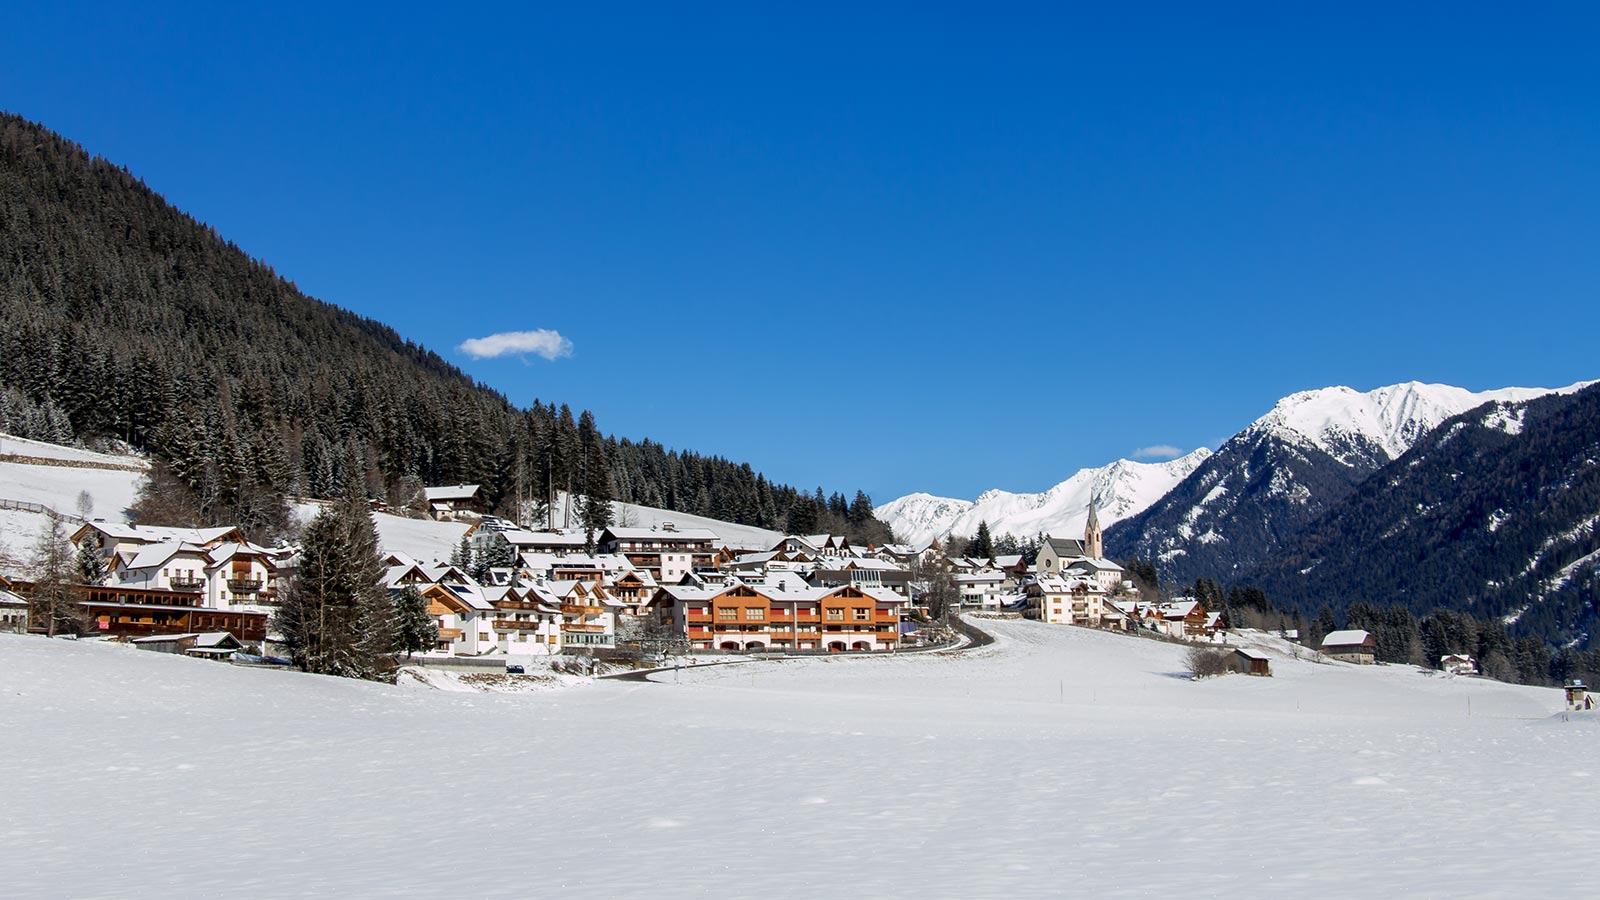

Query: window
left=853, top=608, right=870, bottom=621
left=745, top=607, right=765, bottom=621
left=826, top=608, right=843, bottom=621
left=717, top=607, right=737, bottom=621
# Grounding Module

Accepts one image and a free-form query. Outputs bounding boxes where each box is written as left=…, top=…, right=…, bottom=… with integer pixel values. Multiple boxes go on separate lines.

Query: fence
left=0, top=498, right=83, bottom=523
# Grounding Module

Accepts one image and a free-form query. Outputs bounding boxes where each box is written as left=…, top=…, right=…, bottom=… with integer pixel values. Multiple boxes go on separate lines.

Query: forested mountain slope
left=1246, top=384, right=1600, bottom=646
left=1106, top=381, right=1584, bottom=588
left=0, top=113, right=886, bottom=541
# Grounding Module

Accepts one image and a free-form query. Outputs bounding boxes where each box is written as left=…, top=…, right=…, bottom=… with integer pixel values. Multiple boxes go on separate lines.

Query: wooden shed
left=1232, top=648, right=1271, bottom=676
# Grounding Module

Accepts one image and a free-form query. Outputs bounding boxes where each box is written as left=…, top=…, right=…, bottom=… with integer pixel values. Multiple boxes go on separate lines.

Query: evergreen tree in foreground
left=392, top=585, right=435, bottom=658
left=273, top=494, right=395, bottom=681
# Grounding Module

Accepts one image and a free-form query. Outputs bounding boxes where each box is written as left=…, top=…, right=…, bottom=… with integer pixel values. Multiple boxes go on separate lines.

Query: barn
left=1231, top=648, right=1271, bottom=676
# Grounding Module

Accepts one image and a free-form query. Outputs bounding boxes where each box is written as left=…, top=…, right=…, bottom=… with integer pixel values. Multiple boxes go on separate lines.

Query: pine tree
left=848, top=491, right=873, bottom=526
left=392, top=585, right=435, bottom=658
left=75, top=530, right=108, bottom=585
left=577, top=411, right=614, bottom=552
left=969, top=521, right=995, bottom=560
left=451, top=535, right=471, bottom=570
left=272, top=494, right=394, bottom=681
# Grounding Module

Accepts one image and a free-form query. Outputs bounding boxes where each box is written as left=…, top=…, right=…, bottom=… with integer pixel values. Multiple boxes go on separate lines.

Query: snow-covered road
left=1, top=620, right=1594, bottom=898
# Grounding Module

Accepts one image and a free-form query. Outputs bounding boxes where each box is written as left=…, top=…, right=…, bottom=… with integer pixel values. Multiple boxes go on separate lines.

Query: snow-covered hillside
left=1247, top=380, right=1593, bottom=468
left=2, top=619, right=1590, bottom=898
left=878, top=449, right=1211, bottom=544
left=0, top=435, right=777, bottom=571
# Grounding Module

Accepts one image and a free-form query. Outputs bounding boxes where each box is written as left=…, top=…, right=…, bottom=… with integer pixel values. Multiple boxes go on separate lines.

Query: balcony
left=226, top=578, right=264, bottom=594
left=561, top=603, right=605, bottom=617
left=493, top=618, right=544, bottom=631
left=168, top=576, right=205, bottom=591
left=561, top=623, right=608, bottom=634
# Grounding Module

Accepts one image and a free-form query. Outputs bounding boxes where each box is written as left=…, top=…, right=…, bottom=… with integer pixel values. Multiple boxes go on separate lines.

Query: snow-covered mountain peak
left=877, top=448, right=1211, bottom=545
left=1247, top=380, right=1591, bottom=466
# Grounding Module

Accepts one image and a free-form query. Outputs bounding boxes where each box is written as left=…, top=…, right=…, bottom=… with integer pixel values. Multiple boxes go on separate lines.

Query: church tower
left=1084, top=500, right=1104, bottom=559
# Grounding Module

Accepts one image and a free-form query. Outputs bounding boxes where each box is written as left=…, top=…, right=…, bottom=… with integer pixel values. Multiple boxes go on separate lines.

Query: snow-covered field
left=0, top=433, right=147, bottom=468
left=0, top=458, right=143, bottom=519
left=3, top=619, right=1592, bottom=898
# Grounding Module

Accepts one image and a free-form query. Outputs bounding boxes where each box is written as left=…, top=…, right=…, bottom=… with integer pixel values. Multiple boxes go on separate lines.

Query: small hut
left=1231, top=648, right=1271, bottom=677
left=1565, top=680, right=1596, bottom=712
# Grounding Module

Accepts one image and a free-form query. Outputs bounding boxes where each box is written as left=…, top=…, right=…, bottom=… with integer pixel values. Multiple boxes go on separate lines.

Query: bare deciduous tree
left=1185, top=646, right=1230, bottom=679
left=30, top=511, right=88, bottom=637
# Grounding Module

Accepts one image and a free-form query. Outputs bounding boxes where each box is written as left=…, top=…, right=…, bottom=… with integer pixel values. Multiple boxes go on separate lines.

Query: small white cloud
left=458, top=329, right=573, bottom=361
left=1132, top=444, right=1183, bottom=460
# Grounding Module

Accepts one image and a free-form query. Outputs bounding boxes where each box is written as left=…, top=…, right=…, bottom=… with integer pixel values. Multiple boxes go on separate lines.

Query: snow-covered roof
left=1321, top=629, right=1373, bottom=647
left=123, top=542, right=210, bottom=570
left=500, top=529, right=586, bottom=548
left=83, top=522, right=240, bottom=546
left=424, top=484, right=481, bottom=502
left=130, top=631, right=239, bottom=647
left=604, top=526, right=719, bottom=541
left=1067, top=558, right=1124, bottom=573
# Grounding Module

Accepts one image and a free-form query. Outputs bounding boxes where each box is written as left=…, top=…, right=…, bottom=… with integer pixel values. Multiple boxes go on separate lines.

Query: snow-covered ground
left=0, top=458, right=144, bottom=519
left=2, top=619, right=1592, bottom=898
left=551, top=490, right=782, bottom=549
left=0, top=432, right=147, bottom=468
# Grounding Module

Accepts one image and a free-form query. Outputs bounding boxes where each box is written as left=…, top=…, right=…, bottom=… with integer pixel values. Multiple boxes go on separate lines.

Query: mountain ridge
left=1106, top=379, right=1593, bottom=588
left=877, top=449, right=1211, bottom=545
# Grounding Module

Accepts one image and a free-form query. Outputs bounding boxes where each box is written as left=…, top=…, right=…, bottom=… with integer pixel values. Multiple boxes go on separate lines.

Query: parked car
left=506, top=664, right=526, bottom=674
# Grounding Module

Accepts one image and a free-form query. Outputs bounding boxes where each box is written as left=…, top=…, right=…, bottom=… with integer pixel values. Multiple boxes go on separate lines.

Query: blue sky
left=4, top=3, right=1598, bottom=501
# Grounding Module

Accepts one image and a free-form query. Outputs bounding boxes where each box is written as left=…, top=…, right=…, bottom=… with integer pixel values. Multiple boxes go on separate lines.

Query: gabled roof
left=1067, top=558, right=1124, bottom=573
left=1043, top=536, right=1087, bottom=557
left=424, top=484, right=482, bottom=502
left=439, top=581, right=494, bottom=611
left=76, top=521, right=242, bottom=547
left=207, top=541, right=280, bottom=567
left=1321, top=629, right=1374, bottom=648
left=122, top=542, right=210, bottom=571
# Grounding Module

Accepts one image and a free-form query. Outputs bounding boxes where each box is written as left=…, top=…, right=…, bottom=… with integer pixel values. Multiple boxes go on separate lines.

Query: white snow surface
left=3, top=619, right=1592, bottom=899
left=1248, top=380, right=1593, bottom=466
left=878, top=449, right=1211, bottom=543
left=0, top=456, right=145, bottom=519
left=0, top=433, right=147, bottom=468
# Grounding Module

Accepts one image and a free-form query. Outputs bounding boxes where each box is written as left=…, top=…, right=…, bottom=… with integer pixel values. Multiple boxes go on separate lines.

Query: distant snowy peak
left=1246, top=380, right=1593, bottom=467
left=877, top=449, right=1211, bottom=545
left=871, top=493, right=975, bottom=546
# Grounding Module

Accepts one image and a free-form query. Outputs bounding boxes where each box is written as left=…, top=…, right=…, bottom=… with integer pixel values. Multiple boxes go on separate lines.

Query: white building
left=955, top=569, right=1007, bottom=609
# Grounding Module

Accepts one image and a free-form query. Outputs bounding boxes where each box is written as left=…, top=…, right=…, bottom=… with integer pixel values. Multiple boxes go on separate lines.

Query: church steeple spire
left=1084, top=499, right=1103, bottom=559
